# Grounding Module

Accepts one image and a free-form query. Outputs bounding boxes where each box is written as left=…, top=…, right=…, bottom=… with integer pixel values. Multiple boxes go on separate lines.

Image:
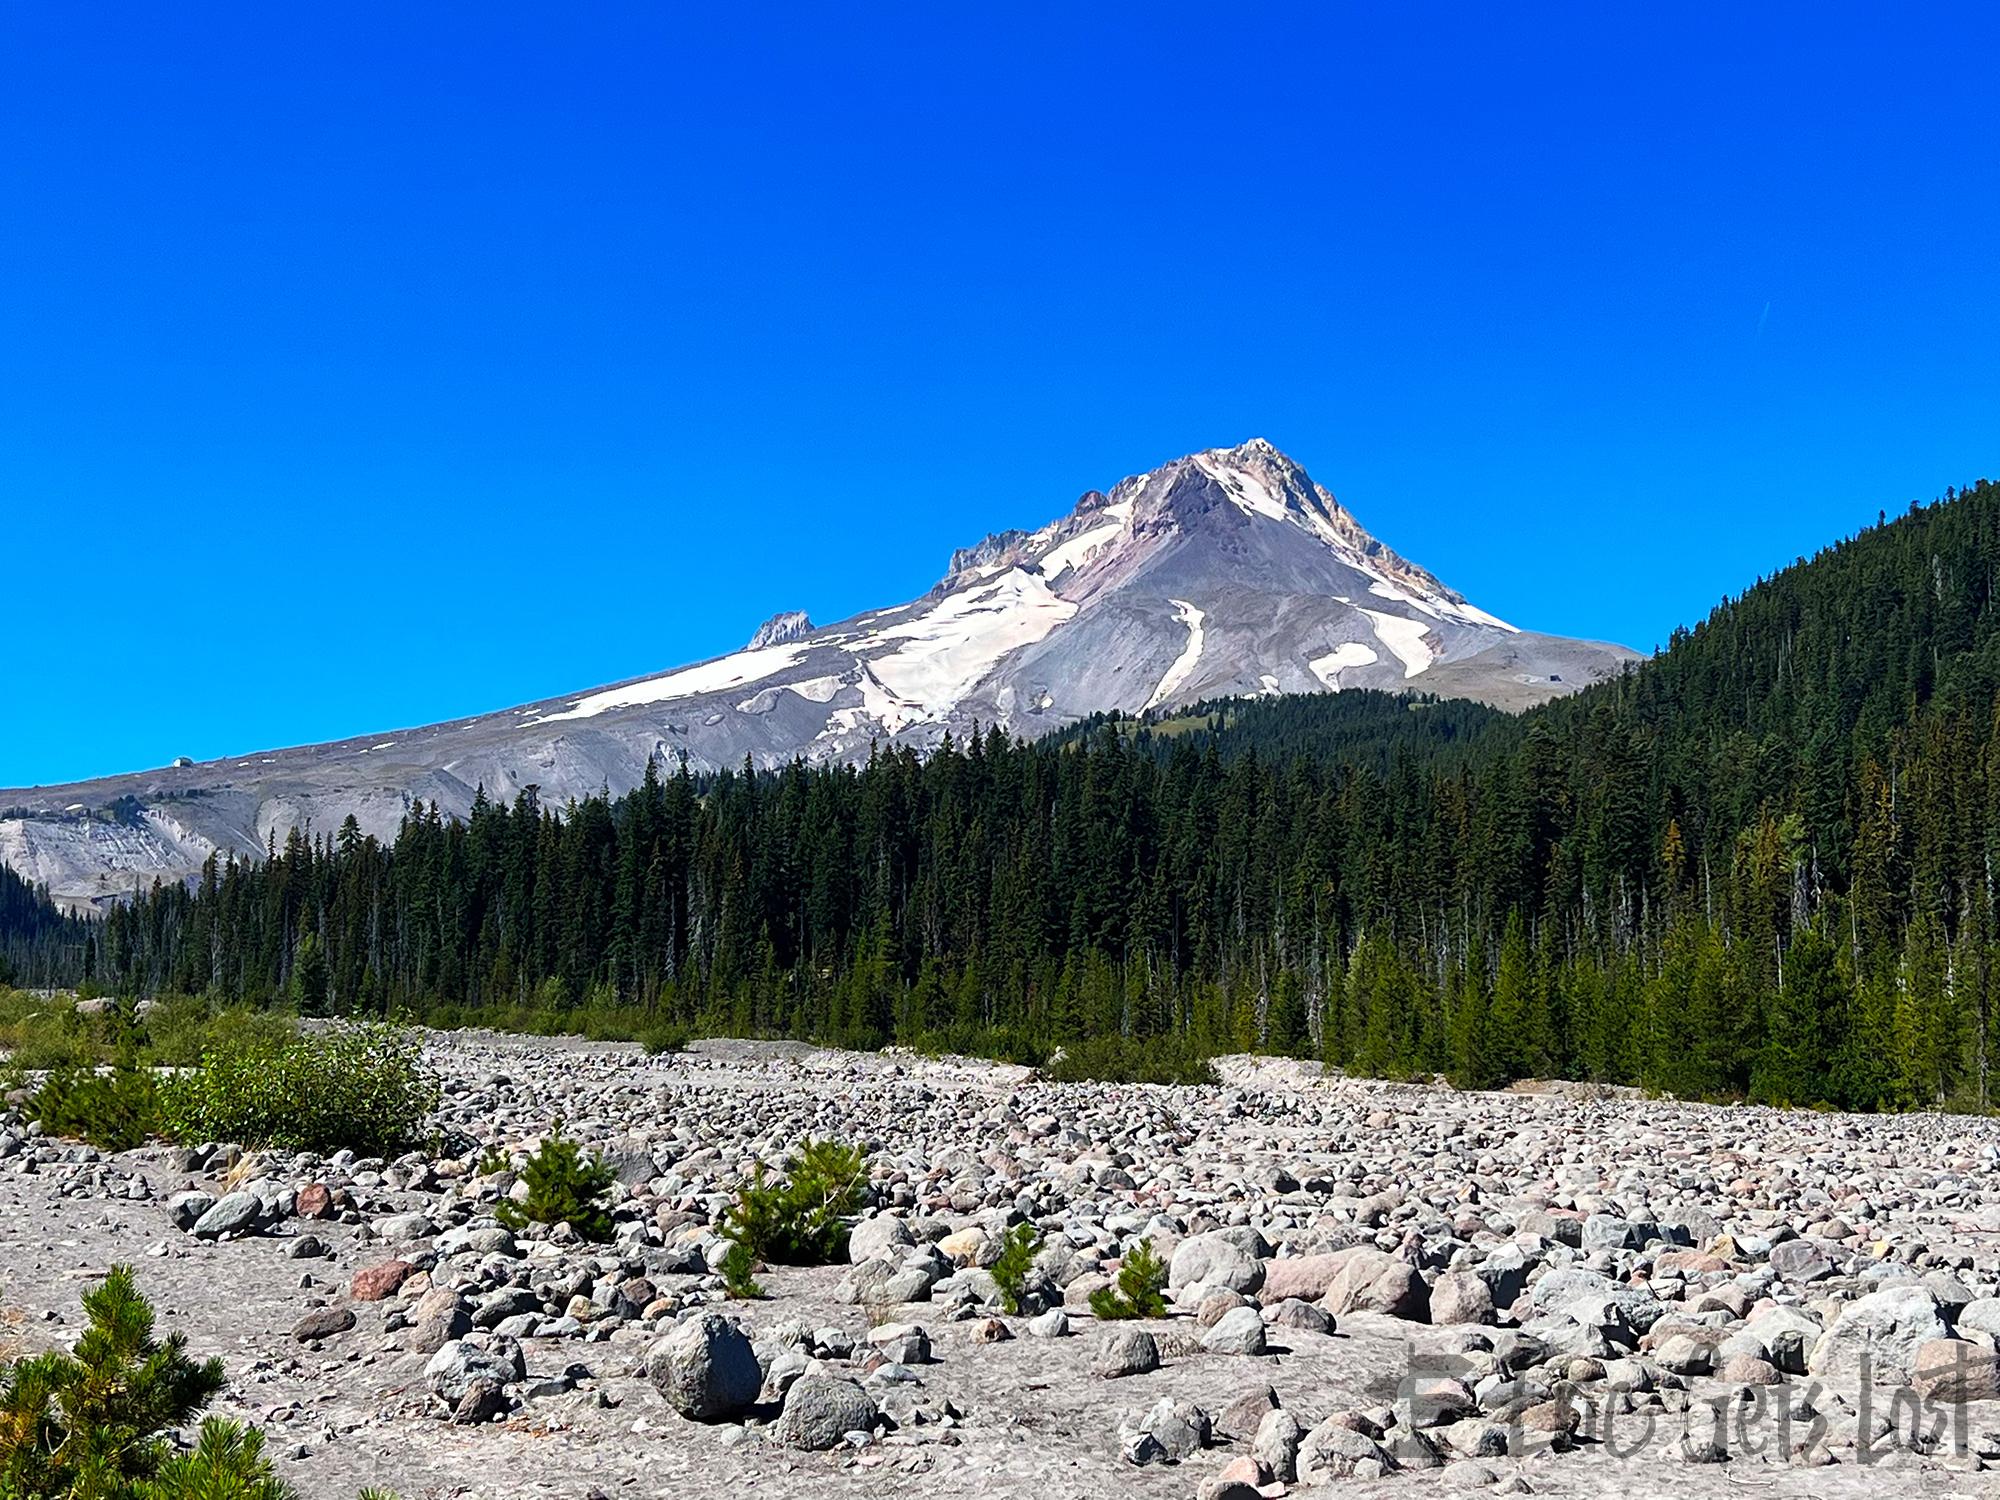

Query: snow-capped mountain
left=1, top=440, right=1635, bottom=909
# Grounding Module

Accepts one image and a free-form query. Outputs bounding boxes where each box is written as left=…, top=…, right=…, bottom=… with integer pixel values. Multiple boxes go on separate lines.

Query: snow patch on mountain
left=1146, top=600, right=1206, bottom=711
left=1309, top=642, right=1380, bottom=688
left=1361, top=609, right=1438, bottom=679
left=1039, top=517, right=1124, bottom=581
left=530, top=642, right=812, bottom=724
left=846, top=567, right=1076, bottom=718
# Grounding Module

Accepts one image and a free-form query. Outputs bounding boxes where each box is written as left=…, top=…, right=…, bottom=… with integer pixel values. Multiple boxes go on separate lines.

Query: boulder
left=1093, top=1327, right=1159, bottom=1378
left=1136, top=1397, right=1210, bottom=1461
left=190, top=1191, right=263, bottom=1239
left=1321, top=1248, right=1429, bottom=1322
left=294, top=1182, right=334, bottom=1220
left=775, top=1373, right=878, bottom=1450
left=1296, top=1417, right=1396, bottom=1482
left=1769, top=1238, right=1834, bottom=1283
left=376, top=1211, right=434, bottom=1243
left=1214, top=1385, right=1280, bottom=1442
left=646, top=1313, right=763, bottom=1421
left=1429, top=1271, right=1496, bottom=1326
left=848, top=1215, right=914, bottom=1265
left=350, top=1259, right=414, bottom=1301
left=291, top=1306, right=355, bottom=1341
left=1809, top=1284, right=1948, bottom=1385
left=424, top=1340, right=524, bottom=1405
left=452, top=1377, right=508, bottom=1425
left=1914, top=1338, right=2000, bottom=1403
left=1170, top=1234, right=1265, bottom=1297
left=1259, top=1253, right=1346, bottom=1304
left=1268, top=1298, right=1334, bottom=1335
left=1200, top=1306, right=1268, bottom=1356
left=1252, top=1407, right=1304, bottom=1482
left=164, top=1190, right=216, bottom=1232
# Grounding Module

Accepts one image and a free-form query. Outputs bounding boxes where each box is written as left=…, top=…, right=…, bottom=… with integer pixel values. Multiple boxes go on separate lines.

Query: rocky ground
left=5, top=1033, right=2000, bottom=1499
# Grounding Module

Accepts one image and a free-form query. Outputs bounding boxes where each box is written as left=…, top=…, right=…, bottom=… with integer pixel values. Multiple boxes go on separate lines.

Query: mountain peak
left=748, top=611, right=814, bottom=649
left=0, top=437, right=1638, bottom=910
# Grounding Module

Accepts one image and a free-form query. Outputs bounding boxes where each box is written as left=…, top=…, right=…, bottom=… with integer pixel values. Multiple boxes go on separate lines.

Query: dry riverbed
left=4, top=1032, right=2000, bottom=1499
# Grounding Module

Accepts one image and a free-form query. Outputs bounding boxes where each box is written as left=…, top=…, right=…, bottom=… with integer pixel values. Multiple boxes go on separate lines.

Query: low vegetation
left=156, top=1019, right=438, bottom=1157
left=723, top=1138, right=867, bottom=1265
left=1, top=995, right=440, bottom=1159
left=0, top=1264, right=405, bottom=1500
left=1087, top=1237, right=1168, bottom=1320
left=718, top=1239, right=762, bottom=1299
left=990, top=1223, right=1040, bottom=1314
left=1041, top=1034, right=1218, bottom=1087
left=492, top=1120, right=616, bottom=1242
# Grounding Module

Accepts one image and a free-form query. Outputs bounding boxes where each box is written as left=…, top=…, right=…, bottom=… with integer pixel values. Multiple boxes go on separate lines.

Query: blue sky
left=4, top=5, right=1997, bottom=787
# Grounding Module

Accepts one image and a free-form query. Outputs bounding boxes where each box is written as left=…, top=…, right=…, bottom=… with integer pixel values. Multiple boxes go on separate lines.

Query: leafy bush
left=0, top=992, right=110, bottom=1073
left=724, top=1138, right=867, bottom=1265
left=637, top=1021, right=690, bottom=1055
left=493, top=1120, right=615, bottom=1242
left=0, top=1263, right=228, bottom=1497
left=140, top=994, right=294, bottom=1069
left=1042, top=1034, right=1218, bottom=1087
left=991, top=1223, right=1040, bottom=1314
left=719, top=1240, right=763, bottom=1299
left=31, top=1057, right=158, bottom=1152
left=1088, top=1237, right=1168, bottom=1320
left=158, top=1020, right=438, bottom=1157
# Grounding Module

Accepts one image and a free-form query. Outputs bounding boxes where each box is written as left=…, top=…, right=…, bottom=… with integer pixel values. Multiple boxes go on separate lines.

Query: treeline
left=54, top=478, right=2000, bottom=1111
left=0, top=865, right=90, bottom=988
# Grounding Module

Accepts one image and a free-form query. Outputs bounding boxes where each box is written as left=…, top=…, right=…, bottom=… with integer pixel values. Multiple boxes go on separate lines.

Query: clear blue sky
left=5, top=5, right=1997, bottom=788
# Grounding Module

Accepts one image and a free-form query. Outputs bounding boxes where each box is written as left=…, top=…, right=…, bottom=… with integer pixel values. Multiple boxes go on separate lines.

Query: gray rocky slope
left=7, top=1033, right=2000, bottom=1497
left=2, top=440, right=1634, bottom=910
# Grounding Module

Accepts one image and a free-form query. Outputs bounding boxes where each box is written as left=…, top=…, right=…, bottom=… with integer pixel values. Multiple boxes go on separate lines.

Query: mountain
left=0, top=439, right=1634, bottom=910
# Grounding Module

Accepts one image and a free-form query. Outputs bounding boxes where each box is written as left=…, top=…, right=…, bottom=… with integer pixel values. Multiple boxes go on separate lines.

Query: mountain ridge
left=0, top=439, right=1636, bottom=909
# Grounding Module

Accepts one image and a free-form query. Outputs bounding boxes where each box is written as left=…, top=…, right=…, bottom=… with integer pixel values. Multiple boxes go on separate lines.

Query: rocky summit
left=0, top=440, right=1635, bottom=911
left=4, top=1032, right=2000, bottom=1498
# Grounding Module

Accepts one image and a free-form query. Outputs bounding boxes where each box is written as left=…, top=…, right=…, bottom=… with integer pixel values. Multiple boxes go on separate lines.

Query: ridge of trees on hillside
left=21, top=478, right=2000, bottom=1111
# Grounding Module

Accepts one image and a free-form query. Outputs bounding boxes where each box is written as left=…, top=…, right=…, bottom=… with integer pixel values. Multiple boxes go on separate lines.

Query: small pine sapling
left=719, top=1239, right=763, bottom=1299
left=990, top=1223, right=1041, bottom=1314
left=0, top=1263, right=227, bottom=1497
left=493, top=1118, right=616, bottom=1242
left=1087, top=1237, right=1168, bottom=1320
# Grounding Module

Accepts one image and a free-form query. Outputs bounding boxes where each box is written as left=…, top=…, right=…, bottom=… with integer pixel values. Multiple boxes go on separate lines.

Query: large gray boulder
left=190, top=1191, right=264, bottom=1239
left=1093, top=1326, right=1159, bottom=1378
left=775, top=1373, right=877, bottom=1450
left=425, top=1340, right=524, bottom=1405
left=848, top=1214, right=914, bottom=1265
left=1809, top=1285, right=1948, bottom=1385
left=1169, top=1234, right=1265, bottom=1297
left=1200, top=1306, right=1269, bottom=1356
left=646, top=1313, right=763, bottom=1421
left=1297, top=1418, right=1396, bottom=1482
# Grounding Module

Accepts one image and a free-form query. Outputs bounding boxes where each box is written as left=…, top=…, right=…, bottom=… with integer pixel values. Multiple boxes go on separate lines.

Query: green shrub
left=140, top=994, right=295, bottom=1069
left=1042, top=1034, right=1218, bottom=1086
left=493, top=1120, right=615, bottom=1242
left=0, top=993, right=109, bottom=1073
left=719, top=1240, right=763, bottom=1299
left=991, top=1223, right=1040, bottom=1315
left=139, top=1418, right=295, bottom=1500
left=157, top=1020, right=438, bottom=1157
left=1088, top=1237, right=1168, bottom=1320
left=31, top=1057, right=158, bottom=1152
left=724, top=1138, right=867, bottom=1265
left=637, top=1021, right=690, bottom=1055
left=0, top=1263, right=230, bottom=1498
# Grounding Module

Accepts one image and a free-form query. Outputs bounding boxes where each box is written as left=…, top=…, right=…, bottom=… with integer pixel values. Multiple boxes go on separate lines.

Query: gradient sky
left=5, top=5, right=1998, bottom=788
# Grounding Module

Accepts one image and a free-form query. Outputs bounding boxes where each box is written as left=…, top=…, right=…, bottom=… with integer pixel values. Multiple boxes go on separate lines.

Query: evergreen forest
left=15, top=481, right=2000, bottom=1110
